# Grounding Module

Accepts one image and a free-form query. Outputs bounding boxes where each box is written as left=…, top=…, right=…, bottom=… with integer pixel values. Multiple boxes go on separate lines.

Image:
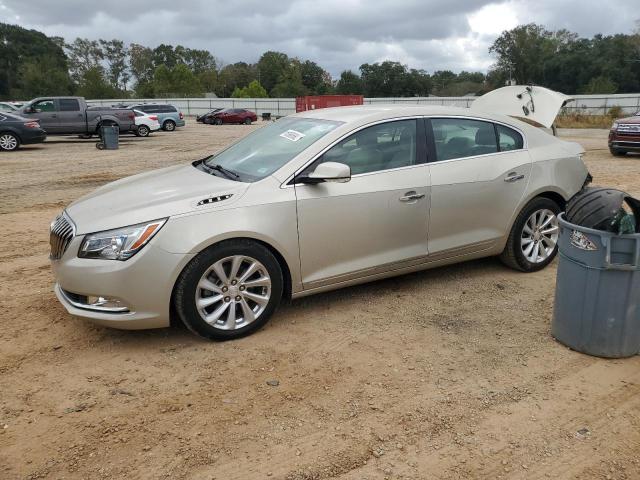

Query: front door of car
left=426, top=117, right=531, bottom=256
left=294, top=119, right=431, bottom=289
left=23, top=99, right=59, bottom=132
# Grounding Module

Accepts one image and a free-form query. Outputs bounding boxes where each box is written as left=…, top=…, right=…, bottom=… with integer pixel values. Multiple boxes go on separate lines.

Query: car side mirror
left=300, top=162, right=351, bottom=184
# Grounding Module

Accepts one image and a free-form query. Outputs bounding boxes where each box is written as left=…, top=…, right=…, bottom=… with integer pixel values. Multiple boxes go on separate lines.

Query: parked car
left=609, top=113, right=640, bottom=155
left=0, top=102, right=20, bottom=113
left=196, top=108, right=224, bottom=124
left=133, top=109, right=160, bottom=137
left=128, top=104, right=185, bottom=131
left=0, top=111, right=46, bottom=151
left=210, top=108, right=257, bottom=125
left=16, top=97, right=136, bottom=136
left=49, top=99, right=590, bottom=340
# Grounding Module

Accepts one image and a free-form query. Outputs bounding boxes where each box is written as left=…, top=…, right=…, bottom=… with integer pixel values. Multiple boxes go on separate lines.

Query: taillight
left=149, top=115, right=158, bottom=121
left=129, top=112, right=135, bottom=120
left=24, top=121, right=40, bottom=129
left=179, top=112, right=184, bottom=119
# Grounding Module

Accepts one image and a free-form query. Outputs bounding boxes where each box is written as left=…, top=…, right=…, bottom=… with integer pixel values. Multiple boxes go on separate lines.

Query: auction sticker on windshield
left=280, top=130, right=306, bottom=142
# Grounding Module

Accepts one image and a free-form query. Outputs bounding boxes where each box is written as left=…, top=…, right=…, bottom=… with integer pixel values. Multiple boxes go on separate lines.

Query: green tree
left=336, top=70, right=363, bottom=94
left=76, top=66, right=119, bottom=99
left=216, top=62, right=257, bottom=97
left=299, top=60, right=332, bottom=94
left=257, top=51, right=290, bottom=93
left=65, top=38, right=104, bottom=84
left=0, top=23, right=72, bottom=99
left=17, top=57, right=73, bottom=98
left=581, top=76, right=618, bottom=94
left=100, top=39, right=129, bottom=91
left=271, top=62, right=307, bottom=97
left=231, top=79, right=268, bottom=98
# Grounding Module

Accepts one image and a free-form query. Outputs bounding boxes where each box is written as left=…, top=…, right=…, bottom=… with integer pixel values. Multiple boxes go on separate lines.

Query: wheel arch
left=499, top=188, right=568, bottom=252
left=171, top=235, right=294, bottom=304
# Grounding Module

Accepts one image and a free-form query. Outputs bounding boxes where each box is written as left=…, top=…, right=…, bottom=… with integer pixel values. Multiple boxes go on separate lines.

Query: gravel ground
left=1, top=122, right=639, bottom=480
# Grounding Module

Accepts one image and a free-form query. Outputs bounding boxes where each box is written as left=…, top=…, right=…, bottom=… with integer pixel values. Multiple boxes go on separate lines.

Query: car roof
left=295, top=104, right=540, bottom=132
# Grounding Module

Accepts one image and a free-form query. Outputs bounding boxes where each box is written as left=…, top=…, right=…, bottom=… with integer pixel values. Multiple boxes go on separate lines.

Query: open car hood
left=470, top=85, right=572, bottom=128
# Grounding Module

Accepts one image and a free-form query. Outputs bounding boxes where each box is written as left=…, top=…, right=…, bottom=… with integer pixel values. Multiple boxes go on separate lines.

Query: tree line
left=1, top=22, right=639, bottom=101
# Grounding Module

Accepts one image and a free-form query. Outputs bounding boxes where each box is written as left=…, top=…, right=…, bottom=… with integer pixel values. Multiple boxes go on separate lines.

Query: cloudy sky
left=0, top=0, right=637, bottom=76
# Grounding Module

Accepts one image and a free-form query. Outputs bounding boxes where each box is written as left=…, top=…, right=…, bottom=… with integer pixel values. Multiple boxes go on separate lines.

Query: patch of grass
left=555, top=113, right=617, bottom=129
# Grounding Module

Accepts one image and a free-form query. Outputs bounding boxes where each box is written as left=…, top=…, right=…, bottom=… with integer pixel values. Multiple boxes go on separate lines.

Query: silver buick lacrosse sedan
left=50, top=103, right=589, bottom=340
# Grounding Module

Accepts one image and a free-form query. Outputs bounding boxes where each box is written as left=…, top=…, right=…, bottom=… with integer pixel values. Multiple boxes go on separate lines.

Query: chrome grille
left=617, top=124, right=640, bottom=134
left=49, top=214, right=75, bottom=260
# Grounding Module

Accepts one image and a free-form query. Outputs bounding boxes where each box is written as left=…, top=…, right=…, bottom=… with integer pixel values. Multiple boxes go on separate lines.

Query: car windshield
left=203, top=117, right=343, bottom=182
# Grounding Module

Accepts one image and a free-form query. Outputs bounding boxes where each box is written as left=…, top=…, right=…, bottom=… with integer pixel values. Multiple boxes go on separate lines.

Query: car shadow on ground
left=76, top=256, right=516, bottom=347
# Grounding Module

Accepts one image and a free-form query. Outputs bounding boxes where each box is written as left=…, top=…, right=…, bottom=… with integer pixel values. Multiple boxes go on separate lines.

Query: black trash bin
left=261, top=112, right=272, bottom=121
left=96, top=125, right=119, bottom=150
left=552, top=213, right=640, bottom=358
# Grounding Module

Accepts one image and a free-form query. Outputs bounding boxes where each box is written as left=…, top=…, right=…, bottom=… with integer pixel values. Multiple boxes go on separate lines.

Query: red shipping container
left=295, top=95, right=364, bottom=113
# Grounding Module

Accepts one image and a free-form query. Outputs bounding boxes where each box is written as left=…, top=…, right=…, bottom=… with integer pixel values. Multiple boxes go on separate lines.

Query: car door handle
left=504, top=172, right=525, bottom=182
left=399, top=192, right=425, bottom=202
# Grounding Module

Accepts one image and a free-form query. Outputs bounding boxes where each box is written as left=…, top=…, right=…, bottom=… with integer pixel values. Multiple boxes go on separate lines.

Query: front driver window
left=32, top=100, right=56, bottom=112
left=431, top=118, right=498, bottom=161
left=313, top=119, right=417, bottom=176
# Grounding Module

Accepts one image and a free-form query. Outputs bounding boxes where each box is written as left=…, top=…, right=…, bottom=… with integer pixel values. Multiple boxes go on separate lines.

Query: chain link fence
left=88, top=94, right=640, bottom=117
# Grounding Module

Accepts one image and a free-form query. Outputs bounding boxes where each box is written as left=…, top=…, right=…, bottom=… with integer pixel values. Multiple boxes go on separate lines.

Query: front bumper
left=51, top=235, right=194, bottom=330
left=609, top=132, right=640, bottom=151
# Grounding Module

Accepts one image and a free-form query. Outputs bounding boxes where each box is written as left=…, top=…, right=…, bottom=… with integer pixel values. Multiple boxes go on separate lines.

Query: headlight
left=78, top=219, right=167, bottom=260
left=611, top=122, right=619, bottom=131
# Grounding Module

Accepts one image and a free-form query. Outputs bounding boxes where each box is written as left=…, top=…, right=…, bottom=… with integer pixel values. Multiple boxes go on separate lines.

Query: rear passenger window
left=496, top=124, right=524, bottom=151
left=59, top=99, right=80, bottom=111
left=159, top=105, right=177, bottom=113
left=431, top=118, right=498, bottom=161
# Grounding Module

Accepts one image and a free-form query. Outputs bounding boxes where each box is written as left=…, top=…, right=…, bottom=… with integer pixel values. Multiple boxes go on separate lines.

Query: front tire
left=244, top=118, right=252, bottom=125
left=163, top=120, right=176, bottom=131
left=610, top=148, right=627, bottom=157
left=214, top=118, right=223, bottom=125
left=0, top=132, right=19, bottom=151
left=174, top=240, right=283, bottom=340
left=500, top=197, right=561, bottom=272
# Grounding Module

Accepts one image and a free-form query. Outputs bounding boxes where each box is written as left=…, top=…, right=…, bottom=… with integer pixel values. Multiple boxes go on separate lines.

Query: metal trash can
left=552, top=213, right=640, bottom=358
left=96, top=125, right=119, bottom=150
left=261, top=112, right=272, bottom=121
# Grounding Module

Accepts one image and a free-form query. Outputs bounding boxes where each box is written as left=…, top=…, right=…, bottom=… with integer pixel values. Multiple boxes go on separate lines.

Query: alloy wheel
left=0, top=134, right=18, bottom=151
left=520, top=209, right=559, bottom=263
left=195, top=255, right=272, bottom=330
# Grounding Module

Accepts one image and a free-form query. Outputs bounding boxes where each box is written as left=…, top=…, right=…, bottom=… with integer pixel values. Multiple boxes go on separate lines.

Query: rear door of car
left=426, top=116, right=531, bottom=256
left=56, top=98, right=85, bottom=133
left=294, top=118, right=431, bottom=289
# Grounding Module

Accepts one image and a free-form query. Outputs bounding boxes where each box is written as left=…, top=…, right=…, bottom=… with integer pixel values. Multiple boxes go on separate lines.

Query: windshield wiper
left=203, top=162, right=240, bottom=180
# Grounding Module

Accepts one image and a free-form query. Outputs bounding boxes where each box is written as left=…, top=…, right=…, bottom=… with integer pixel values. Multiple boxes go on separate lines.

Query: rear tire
left=244, top=118, right=252, bottom=125
left=0, top=132, right=19, bottom=151
left=214, top=118, right=223, bottom=126
left=163, top=120, right=176, bottom=131
left=500, top=197, right=561, bottom=272
left=136, top=125, right=150, bottom=137
left=174, top=240, right=283, bottom=340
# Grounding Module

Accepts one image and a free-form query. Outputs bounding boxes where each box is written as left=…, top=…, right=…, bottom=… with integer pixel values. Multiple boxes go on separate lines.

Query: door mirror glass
left=304, top=162, right=351, bottom=184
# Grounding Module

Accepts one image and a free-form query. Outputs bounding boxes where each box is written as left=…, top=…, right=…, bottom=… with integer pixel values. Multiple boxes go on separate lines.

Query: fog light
left=86, top=296, right=129, bottom=311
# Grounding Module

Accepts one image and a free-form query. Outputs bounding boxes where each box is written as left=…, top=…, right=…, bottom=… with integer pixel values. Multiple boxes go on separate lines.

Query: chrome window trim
left=280, top=114, right=529, bottom=188
left=280, top=116, right=425, bottom=189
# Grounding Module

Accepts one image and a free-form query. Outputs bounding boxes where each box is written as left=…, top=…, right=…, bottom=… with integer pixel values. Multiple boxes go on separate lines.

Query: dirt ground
left=1, top=122, right=639, bottom=480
